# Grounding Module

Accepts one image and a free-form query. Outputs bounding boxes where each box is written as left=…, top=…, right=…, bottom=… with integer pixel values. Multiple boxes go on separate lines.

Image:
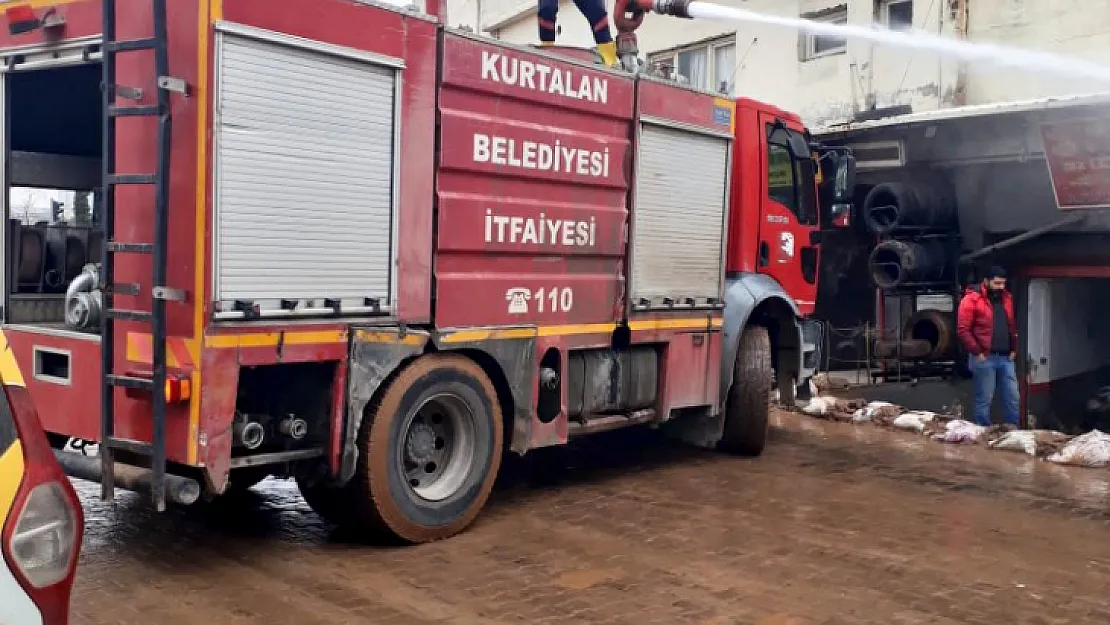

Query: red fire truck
left=0, top=0, right=852, bottom=543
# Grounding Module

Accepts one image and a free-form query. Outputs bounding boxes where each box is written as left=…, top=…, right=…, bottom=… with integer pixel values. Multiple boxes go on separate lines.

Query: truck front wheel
left=719, top=325, right=773, bottom=456
left=348, top=354, right=503, bottom=543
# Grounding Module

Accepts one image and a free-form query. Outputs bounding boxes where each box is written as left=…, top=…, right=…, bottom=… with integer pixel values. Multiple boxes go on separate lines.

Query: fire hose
left=613, top=0, right=694, bottom=69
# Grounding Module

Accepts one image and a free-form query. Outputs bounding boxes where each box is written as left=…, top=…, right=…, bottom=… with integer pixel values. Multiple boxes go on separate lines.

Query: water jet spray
left=633, top=0, right=1110, bottom=84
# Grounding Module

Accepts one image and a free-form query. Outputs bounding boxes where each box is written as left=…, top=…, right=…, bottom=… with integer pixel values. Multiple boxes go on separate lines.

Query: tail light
left=164, top=375, right=192, bottom=404
left=9, top=482, right=79, bottom=588
left=122, top=371, right=192, bottom=404
left=2, top=385, right=84, bottom=625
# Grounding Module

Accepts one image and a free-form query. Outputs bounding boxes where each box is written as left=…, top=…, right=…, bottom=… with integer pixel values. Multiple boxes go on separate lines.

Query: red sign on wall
left=1041, top=117, right=1110, bottom=210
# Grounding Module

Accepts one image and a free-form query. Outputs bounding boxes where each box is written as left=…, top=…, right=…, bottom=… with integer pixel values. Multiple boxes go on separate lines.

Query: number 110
left=535, top=287, right=574, bottom=313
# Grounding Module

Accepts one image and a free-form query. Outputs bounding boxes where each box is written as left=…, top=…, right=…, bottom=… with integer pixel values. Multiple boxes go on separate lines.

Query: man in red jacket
left=956, top=266, right=1020, bottom=426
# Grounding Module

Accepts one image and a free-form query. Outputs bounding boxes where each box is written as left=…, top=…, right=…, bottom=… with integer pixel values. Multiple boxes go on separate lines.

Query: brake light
left=9, top=482, right=79, bottom=588
left=165, top=375, right=191, bottom=404
left=122, top=372, right=192, bottom=403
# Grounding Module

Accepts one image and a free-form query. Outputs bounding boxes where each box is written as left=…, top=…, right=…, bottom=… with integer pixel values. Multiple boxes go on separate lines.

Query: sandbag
left=1047, top=430, right=1110, bottom=468
left=988, top=429, right=1072, bottom=457
left=851, top=401, right=903, bottom=425
left=892, top=411, right=936, bottom=433
left=802, top=396, right=866, bottom=421
left=930, top=419, right=986, bottom=444
left=802, top=396, right=835, bottom=416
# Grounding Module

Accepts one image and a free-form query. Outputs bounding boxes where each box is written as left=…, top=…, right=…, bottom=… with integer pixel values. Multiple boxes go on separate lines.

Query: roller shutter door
left=631, top=123, right=729, bottom=308
left=213, top=31, right=397, bottom=314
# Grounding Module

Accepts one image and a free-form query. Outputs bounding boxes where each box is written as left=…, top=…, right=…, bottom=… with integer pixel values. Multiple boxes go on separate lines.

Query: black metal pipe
left=150, top=0, right=171, bottom=514
left=652, top=0, right=692, bottom=18
left=54, top=450, right=201, bottom=506
left=99, top=0, right=117, bottom=505
left=615, top=0, right=691, bottom=32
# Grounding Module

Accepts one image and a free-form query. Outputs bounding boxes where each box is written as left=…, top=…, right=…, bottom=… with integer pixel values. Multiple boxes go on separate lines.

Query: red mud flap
left=52, top=449, right=201, bottom=506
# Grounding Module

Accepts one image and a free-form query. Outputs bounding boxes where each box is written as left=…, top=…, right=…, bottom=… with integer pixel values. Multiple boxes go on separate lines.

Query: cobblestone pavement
left=70, top=410, right=1110, bottom=625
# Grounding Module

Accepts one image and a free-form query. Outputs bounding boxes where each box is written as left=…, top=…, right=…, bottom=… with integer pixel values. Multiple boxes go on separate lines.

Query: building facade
left=446, top=0, right=1110, bottom=127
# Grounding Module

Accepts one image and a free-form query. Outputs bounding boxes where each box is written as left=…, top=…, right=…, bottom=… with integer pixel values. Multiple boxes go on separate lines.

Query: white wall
left=446, top=0, right=480, bottom=30
left=449, top=0, right=532, bottom=33
left=457, top=0, right=1110, bottom=127
left=964, top=0, right=1110, bottom=104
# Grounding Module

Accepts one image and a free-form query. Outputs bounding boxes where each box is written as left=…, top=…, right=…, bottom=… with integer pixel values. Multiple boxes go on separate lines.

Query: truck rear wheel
left=349, top=354, right=503, bottom=543
left=719, top=325, right=772, bottom=456
left=297, top=476, right=353, bottom=525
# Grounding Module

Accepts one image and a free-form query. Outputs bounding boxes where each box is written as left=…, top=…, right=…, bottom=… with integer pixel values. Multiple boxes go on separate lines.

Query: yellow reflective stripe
left=0, top=440, right=25, bottom=527
left=0, top=331, right=25, bottom=388
left=352, top=330, right=425, bottom=345
left=204, top=319, right=725, bottom=348
left=627, top=318, right=722, bottom=331
left=204, top=329, right=348, bottom=349
left=439, top=324, right=613, bottom=344
left=438, top=318, right=722, bottom=343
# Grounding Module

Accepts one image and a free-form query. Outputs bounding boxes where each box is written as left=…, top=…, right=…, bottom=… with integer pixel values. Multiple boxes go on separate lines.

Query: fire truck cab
left=0, top=0, right=852, bottom=543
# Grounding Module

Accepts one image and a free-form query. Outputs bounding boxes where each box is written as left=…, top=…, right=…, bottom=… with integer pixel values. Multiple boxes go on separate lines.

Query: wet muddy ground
left=70, top=410, right=1110, bottom=625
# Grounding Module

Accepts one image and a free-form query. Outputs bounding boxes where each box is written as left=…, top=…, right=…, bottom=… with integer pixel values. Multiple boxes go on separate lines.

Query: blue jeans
left=968, top=353, right=1021, bottom=427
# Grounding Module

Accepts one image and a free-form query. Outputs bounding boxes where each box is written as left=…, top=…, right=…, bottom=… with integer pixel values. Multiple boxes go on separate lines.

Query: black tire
left=862, top=182, right=916, bottom=235
left=719, top=325, right=773, bottom=456
left=903, top=308, right=954, bottom=360
left=345, top=354, right=504, bottom=543
left=296, top=475, right=356, bottom=525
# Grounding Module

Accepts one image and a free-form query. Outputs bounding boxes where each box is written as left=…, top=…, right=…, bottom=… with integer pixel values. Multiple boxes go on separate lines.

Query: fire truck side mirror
left=832, top=152, right=856, bottom=204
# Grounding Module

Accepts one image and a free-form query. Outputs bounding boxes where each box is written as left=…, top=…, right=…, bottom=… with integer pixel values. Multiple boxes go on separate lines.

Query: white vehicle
left=1, top=328, right=83, bottom=625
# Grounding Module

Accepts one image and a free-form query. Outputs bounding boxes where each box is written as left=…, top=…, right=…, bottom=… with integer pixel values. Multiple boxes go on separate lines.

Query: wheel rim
left=399, top=392, right=478, bottom=502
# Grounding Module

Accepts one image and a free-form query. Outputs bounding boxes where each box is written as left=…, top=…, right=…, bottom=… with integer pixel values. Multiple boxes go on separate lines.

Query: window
left=767, top=141, right=796, bottom=210
left=877, top=0, right=913, bottom=31
left=800, top=6, right=848, bottom=61
left=766, top=124, right=818, bottom=225
left=712, top=43, right=736, bottom=95
left=648, top=36, right=736, bottom=95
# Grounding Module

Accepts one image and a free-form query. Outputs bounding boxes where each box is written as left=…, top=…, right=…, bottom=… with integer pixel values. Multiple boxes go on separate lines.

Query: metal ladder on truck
left=99, top=0, right=181, bottom=512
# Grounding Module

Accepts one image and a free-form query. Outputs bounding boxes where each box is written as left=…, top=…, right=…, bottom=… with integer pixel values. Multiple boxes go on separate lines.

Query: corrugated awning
left=814, top=91, right=1110, bottom=137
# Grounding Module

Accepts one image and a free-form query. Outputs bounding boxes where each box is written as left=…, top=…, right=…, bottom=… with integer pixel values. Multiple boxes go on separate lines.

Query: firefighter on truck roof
left=537, top=0, right=621, bottom=68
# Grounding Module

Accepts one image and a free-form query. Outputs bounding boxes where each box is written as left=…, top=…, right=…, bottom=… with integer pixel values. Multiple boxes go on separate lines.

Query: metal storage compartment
left=212, top=24, right=400, bottom=318
left=630, top=110, right=731, bottom=310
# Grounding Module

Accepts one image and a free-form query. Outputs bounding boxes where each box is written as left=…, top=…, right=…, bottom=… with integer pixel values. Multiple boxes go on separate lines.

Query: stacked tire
left=863, top=173, right=959, bottom=363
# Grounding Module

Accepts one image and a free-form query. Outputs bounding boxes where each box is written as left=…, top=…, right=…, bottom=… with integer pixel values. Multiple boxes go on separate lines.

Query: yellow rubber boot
left=597, top=41, right=620, bottom=68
